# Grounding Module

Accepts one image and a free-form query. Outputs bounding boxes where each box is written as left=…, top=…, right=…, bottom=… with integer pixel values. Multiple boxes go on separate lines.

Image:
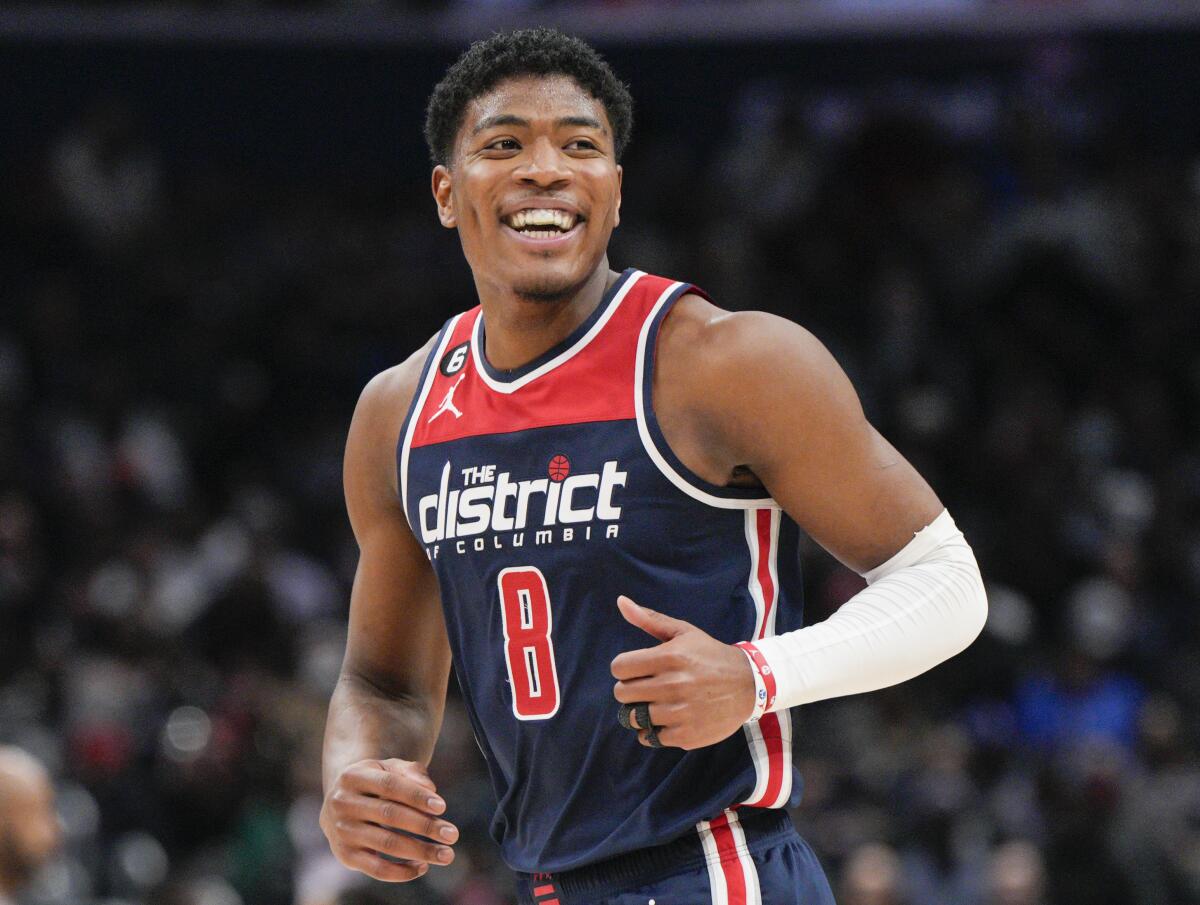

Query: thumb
left=380, top=759, right=436, bottom=791
left=617, top=595, right=692, bottom=642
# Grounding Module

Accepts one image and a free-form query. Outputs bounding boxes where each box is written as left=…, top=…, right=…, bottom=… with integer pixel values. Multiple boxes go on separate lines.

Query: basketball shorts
left=515, top=808, right=836, bottom=905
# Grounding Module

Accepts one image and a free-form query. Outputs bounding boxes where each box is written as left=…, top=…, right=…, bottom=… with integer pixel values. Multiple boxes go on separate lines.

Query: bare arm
left=659, top=296, right=943, bottom=569
left=320, top=336, right=459, bottom=881
left=611, top=297, right=983, bottom=749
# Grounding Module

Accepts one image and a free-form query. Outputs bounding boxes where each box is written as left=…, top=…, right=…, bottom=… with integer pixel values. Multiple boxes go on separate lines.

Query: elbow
left=968, top=572, right=989, bottom=648
left=335, top=669, right=435, bottom=714
left=954, top=556, right=989, bottom=656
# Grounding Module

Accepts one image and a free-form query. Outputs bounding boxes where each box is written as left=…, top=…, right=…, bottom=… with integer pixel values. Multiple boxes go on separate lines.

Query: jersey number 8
left=497, top=566, right=561, bottom=720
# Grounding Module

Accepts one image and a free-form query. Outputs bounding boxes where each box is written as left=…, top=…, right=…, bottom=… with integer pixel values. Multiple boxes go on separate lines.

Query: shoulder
left=346, top=331, right=442, bottom=500
left=657, top=292, right=848, bottom=417
left=353, top=332, right=442, bottom=435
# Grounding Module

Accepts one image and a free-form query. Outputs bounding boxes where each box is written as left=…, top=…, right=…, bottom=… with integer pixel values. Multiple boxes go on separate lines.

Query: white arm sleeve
left=751, top=509, right=987, bottom=711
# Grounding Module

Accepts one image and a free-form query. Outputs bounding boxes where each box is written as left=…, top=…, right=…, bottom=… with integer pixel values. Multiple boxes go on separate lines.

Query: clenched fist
left=320, top=758, right=458, bottom=882
left=611, top=596, right=758, bottom=750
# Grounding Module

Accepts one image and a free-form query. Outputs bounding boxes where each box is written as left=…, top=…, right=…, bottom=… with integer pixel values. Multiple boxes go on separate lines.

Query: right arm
left=320, top=338, right=458, bottom=882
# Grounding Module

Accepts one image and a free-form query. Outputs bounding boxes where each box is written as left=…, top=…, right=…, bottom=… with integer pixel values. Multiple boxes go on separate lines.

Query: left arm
left=611, top=301, right=987, bottom=749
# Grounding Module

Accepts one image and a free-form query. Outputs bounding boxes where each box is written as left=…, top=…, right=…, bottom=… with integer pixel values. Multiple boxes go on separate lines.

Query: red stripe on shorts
left=710, top=813, right=749, bottom=905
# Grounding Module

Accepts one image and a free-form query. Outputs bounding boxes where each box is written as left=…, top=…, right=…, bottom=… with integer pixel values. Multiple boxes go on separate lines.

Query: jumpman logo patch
left=428, top=373, right=466, bottom=423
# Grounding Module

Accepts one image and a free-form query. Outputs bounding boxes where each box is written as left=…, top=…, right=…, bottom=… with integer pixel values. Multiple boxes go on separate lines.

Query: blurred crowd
left=0, top=0, right=1140, bottom=12
left=2, top=35, right=1200, bottom=905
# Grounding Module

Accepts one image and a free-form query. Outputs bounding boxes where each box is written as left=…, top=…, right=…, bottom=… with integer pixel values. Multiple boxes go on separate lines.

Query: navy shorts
left=515, top=808, right=836, bottom=905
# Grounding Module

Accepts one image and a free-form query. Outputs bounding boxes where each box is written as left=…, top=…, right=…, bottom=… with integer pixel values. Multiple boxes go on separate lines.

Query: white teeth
left=508, top=208, right=577, bottom=231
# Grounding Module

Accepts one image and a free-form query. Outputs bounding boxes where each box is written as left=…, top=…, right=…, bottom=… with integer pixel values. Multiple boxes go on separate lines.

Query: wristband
left=735, top=641, right=777, bottom=720
left=738, top=646, right=767, bottom=722
left=749, top=509, right=988, bottom=711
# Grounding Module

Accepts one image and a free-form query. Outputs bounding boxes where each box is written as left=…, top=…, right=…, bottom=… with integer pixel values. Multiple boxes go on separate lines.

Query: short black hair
left=423, top=28, right=634, bottom=167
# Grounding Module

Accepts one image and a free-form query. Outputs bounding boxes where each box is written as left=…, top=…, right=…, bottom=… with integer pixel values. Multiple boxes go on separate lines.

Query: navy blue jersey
left=398, top=269, right=805, bottom=873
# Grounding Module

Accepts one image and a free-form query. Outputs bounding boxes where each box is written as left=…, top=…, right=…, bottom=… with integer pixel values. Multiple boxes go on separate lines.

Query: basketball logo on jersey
left=548, top=455, right=570, bottom=481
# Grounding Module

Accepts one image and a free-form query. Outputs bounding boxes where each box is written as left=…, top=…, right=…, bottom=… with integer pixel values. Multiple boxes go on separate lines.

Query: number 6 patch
left=497, top=566, right=561, bottom=720
left=439, top=341, right=470, bottom=376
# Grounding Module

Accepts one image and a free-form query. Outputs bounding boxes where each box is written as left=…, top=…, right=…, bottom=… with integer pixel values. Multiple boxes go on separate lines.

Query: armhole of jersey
left=634, top=281, right=780, bottom=511
left=396, top=314, right=463, bottom=532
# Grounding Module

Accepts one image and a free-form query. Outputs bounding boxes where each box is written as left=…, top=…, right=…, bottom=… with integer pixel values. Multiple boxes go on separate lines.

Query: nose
left=514, top=136, right=571, bottom=188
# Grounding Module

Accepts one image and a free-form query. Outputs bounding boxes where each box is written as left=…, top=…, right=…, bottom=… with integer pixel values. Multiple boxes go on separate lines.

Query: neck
left=474, top=261, right=618, bottom=373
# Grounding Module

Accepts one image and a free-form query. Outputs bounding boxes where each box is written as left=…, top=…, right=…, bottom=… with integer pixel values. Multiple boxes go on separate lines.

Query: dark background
left=2, top=3, right=1199, bottom=904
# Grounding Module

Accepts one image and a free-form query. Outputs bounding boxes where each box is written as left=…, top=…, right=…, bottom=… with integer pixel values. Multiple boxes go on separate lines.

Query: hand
left=611, top=595, right=757, bottom=750
left=320, top=758, right=458, bottom=882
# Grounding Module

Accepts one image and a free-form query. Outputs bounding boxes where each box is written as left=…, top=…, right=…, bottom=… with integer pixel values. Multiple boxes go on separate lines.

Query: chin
left=510, top=262, right=588, bottom=304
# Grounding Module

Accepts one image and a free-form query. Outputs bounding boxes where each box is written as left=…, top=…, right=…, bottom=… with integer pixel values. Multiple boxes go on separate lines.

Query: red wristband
left=735, top=641, right=778, bottom=713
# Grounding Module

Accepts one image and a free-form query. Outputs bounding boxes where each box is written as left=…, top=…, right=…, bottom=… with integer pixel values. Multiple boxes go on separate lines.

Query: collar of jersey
left=471, top=267, right=641, bottom=394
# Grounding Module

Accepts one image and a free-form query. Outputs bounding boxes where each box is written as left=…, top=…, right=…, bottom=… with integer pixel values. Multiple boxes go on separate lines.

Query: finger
left=637, top=723, right=673, bottom=749
left=627, top=702, right=653, bottom=731
left=339, top=822, right=456, bottom=866
left=379, top=759, right=437, bottom=792
left=613, top=676, right=671, bottom=704
left=638, top=712, right=687, bottom=747
left=341, top=848, right=428, bottom=882
left=637, top=701, right=686, bottom=730
left=348, top=766, right=446, bottom=814
left=328, top=791, right=459, bottom=843
left=611, top=647, right=672, bottom=681
left=617, top=595, right=693, bottom=642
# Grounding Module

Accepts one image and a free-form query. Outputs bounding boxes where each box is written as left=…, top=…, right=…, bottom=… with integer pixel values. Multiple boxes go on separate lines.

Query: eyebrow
left=472, top=114, right=608, bottom=135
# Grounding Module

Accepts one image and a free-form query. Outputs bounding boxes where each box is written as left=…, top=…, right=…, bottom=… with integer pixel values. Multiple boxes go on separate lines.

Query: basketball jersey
left=398, top=269, right=805, bottom=873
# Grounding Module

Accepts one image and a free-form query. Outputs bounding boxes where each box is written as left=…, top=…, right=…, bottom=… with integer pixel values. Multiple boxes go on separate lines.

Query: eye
left=567, top=139, right=600, bottom=151
left=484, top=138, right=520, bottom=152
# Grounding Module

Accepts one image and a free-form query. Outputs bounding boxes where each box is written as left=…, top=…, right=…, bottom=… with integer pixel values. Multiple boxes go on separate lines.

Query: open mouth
left=501, top=208, right=585, bottom=240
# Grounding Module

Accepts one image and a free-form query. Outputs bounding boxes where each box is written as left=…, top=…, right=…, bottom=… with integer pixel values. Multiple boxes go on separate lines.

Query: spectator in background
left=0, top=747, right=60, bottom=905
left=985, top=840, right=1048, bottom=905
left=841, top=842, right=906, bottom=905
left=50, top=98, right=163, bottom=254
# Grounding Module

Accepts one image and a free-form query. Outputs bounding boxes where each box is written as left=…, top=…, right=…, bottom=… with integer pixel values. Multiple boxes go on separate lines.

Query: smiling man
left=320, top=28, right=988, bottom=905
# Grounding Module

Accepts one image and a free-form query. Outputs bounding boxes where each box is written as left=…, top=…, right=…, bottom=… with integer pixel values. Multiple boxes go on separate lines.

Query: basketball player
left=0, top=747, right=59, bottom=905
left=321, top=29, right=988, bottom=905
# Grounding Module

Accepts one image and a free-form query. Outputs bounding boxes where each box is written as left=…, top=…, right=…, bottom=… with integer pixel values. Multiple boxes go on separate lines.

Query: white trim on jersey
left=740, top=508, right=794, bottom=809
left=741, top=509, right=771, bottom=806
left=633, top=282, right=780, bottom=511
left=470, top=270, right=645, bottom=395
left=763, top=509, right=792, bottom=808
left=399, top=314, right=463, bottom=530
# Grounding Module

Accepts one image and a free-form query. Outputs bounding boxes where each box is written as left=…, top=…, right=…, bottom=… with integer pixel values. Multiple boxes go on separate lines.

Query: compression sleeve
left=744, top=509, right=987, bottom=712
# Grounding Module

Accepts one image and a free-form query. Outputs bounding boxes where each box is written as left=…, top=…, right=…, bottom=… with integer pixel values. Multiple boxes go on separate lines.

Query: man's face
left=432, top=74, right=623, bottom=302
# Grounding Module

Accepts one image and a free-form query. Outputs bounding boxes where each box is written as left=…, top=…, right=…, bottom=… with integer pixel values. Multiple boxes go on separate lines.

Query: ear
left=614, top=164, right=623, bottom=228
left=432, top=165, right=456, bottom=229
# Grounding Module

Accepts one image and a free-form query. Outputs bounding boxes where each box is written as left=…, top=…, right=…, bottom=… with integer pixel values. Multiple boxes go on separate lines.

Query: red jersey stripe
left=754, top=508, right=776, bottom=638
